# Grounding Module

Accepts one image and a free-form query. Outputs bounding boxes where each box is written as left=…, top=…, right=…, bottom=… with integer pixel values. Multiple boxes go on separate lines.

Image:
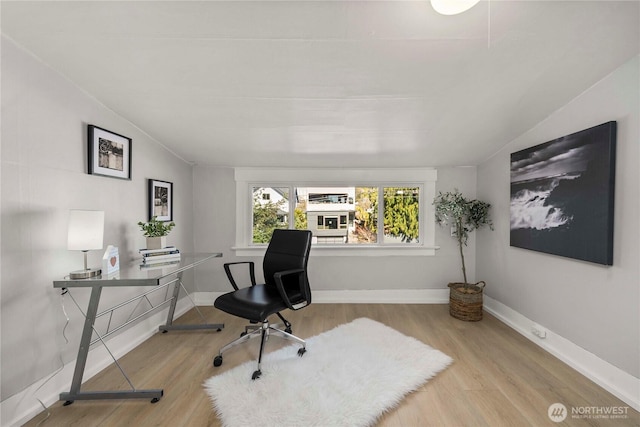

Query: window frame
left=234, top=168, right=438, bottom=257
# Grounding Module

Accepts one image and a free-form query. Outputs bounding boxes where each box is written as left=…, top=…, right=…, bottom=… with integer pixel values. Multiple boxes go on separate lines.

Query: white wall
left=0, top=36, right=195, bottom=409
left=192, top=165, right=478, bottom=293
left=476, top=56, right=639, bottom=379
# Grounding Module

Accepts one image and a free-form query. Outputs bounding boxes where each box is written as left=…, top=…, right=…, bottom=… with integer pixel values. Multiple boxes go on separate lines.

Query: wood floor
left=24, top=304, right=638, bottom=426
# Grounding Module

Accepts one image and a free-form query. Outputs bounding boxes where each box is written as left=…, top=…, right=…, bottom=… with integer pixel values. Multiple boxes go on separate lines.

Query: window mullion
left=377, top=186, right=384, bottom=245
left=289, top=185, right=296, bottom=229
left=419, top=185, right=425, bottom=244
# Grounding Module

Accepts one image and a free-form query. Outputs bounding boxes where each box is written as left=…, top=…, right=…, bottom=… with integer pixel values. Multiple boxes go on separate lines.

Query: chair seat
left=214, top=284, right=303, bottom=322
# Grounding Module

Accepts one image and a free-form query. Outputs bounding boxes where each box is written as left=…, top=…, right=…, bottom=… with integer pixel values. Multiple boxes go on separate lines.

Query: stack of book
left=139, top=247, right=181, bottom=266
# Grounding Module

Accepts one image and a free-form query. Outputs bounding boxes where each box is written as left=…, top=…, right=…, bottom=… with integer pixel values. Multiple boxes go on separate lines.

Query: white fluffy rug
left=203, top=317, right=453, bottom=427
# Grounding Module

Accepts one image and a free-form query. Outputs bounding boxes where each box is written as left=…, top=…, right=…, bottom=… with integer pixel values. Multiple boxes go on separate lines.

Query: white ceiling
left=2, top=1, right=639, bottom=168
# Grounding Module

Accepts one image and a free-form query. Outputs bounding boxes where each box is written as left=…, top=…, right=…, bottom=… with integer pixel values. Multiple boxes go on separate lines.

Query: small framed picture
left=88, top=125, right=132, bottom=180
left=102, top=245, right=120, bottom=276
left=148, top=179, right=173, bottom=221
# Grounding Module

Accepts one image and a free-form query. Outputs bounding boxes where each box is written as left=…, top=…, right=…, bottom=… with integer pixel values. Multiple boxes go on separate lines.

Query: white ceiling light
left=431, top=0, right=481, bottom=15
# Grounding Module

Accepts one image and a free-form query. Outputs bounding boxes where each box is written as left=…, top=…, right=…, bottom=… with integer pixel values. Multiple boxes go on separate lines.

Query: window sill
left=232, top=245, right=440, bottom=257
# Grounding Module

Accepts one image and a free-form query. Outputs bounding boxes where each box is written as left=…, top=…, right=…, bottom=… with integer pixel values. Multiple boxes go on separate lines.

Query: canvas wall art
left=510, top=121, right=616, bottom=265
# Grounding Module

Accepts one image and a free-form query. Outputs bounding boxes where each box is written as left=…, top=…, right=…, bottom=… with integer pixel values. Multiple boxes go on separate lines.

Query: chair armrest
left=273, top=269, right=310, bottom=310
left=223, top=261, right=256, bottom=291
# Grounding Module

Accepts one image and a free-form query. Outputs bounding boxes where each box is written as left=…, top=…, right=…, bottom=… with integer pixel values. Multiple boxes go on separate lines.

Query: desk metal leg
left=159, top=271, right=224, bottom=332
left=61, top=286, right=163, bottom=404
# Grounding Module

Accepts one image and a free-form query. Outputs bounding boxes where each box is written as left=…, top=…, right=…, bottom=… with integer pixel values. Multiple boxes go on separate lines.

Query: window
left=252, top=187, right=288, bottom=243
left=235, top=168, right=437, bottom=256
left=299, top=187, right=355, bottom=244
left=325, top=217, right=338, bottom=229
left=383, top=187, right=420, bottom=244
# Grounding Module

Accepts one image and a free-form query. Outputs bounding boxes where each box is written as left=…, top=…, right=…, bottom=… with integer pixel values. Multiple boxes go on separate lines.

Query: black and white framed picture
left=88, top=125, right=132, bottom=179
left=510, top=121, right=616, bottom=265
left=148, top=179, right=173, bottom=221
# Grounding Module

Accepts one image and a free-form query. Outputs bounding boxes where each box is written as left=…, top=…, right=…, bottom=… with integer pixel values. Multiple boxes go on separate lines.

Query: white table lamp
left=68, top=209, right=105, bottom=279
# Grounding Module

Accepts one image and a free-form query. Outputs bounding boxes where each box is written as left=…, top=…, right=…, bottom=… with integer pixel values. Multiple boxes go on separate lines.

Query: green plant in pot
left=138, top=216, right=175, bottom=250
left=433, top=189, right=493, bottom=321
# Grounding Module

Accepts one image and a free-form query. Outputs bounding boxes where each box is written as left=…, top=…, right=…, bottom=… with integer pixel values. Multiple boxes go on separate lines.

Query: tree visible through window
left=235, top=168, right=436, bottom=253
left=383, top=187, right=420, bottom=243
left=251, top=186, right=420, bottom=245
left=252, top=187, right=288, bottom=243
left=354, top=187, right=378, bottom=243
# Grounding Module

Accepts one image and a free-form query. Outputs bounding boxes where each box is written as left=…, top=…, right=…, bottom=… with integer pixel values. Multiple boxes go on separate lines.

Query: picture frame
left=148, top=179, right=173, bottom=221
left=102, top=245, right=120, bottom=276
left=510, top=121, right=616, bottom=265
left=88, top=125, right=132, bottom=180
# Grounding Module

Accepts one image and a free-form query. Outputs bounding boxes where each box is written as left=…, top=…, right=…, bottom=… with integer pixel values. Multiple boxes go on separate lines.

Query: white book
left=139, top=246, right=179, bottom=255
left=142, top=253, right=181, bottom=264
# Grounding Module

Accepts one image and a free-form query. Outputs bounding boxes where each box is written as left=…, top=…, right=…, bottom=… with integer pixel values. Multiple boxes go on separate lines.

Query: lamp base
left=69, top=268, right=102, bottom=279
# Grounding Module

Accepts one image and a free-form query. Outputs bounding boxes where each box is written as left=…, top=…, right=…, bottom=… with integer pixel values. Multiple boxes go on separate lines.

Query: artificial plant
left=138, top=216, right=175, bottom=237
left=433, top=189, right=493, bottom=286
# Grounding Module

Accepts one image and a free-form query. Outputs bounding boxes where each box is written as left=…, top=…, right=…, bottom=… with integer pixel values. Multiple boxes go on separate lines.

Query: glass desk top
left=53, top=252, right=222, bottom=288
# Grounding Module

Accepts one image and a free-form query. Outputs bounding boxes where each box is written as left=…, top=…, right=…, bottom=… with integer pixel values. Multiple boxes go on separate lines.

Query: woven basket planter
left=448, top=281, right=486, bottom=322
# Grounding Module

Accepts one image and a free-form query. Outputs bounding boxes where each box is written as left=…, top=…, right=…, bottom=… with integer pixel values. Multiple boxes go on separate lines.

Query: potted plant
left=433, top=189, right=493, bottom=321
left=138, top=216, right=175, bottom=250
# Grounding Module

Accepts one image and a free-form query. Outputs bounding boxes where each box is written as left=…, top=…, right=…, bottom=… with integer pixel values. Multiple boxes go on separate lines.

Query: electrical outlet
left=531, top=323, right=547, bottom=339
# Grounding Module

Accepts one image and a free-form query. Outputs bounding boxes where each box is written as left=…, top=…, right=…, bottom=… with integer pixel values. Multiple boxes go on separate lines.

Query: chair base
left=213, top=319, right=306, bottom=379
left=243, top=312, right=292, bottom=335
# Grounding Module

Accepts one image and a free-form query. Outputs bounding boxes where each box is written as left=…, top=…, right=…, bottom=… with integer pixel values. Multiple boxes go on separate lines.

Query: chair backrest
left=263, top=229, right=312, bottom=303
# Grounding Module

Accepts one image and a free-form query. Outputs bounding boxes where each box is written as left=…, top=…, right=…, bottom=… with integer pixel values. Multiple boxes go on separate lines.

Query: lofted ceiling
left=2, top=1, right=638, bottom=168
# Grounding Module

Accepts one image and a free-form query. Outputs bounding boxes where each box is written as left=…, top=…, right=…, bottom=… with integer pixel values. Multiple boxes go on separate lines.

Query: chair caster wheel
left=213, top=355, right=223, bottom=367
left=297, top=347, right=306, bottom=357
left=217, top=328, right=222, bottom=332
left=285, top=327, right=292, bottom=334
left=252, top=370, right=261, bottom=380
left=151, top=397, right=161, bottom=403
left=240, top=331, right=247, bottom=337
left=63, top=400, right=74, bottom=406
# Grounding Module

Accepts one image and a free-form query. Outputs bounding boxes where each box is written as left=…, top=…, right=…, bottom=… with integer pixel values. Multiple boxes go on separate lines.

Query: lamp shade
left=431, top=0, right=481, bottom=15
left=67, top=210, right=104, bottom=250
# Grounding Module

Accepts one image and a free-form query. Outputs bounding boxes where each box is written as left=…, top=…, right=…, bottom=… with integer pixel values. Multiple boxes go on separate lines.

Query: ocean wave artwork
left=510, top=174, right=580, bottom=231
left=509, top=121, right=616, bottom=265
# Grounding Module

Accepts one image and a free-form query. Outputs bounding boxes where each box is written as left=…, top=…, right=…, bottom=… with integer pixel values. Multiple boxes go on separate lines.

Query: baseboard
left=484, top=296, right=640, bottom=412
left=193, top=288, right=450, bottom=305
left=1, top=297, right=194, bottom=427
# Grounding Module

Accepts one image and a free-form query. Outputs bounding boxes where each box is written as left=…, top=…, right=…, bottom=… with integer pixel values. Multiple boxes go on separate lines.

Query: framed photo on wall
left=509, top=121, right=616, bottom=265
left=88, top=125, right=132, bottom=180
left=148, top=179, right=173, bottom=221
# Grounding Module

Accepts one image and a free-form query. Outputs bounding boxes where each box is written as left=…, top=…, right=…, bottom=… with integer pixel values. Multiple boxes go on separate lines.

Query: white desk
left=52, top=252, right=223, bottom=405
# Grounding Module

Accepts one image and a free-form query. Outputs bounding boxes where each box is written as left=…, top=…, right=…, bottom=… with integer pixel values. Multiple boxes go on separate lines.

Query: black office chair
left=213, top=229, right=312, bottom=379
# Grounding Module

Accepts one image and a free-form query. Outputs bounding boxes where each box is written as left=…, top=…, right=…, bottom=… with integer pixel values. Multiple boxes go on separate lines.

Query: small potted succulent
left=138, top=216, right=175, bottom=250
left=433, top=189, right=493, bottom=321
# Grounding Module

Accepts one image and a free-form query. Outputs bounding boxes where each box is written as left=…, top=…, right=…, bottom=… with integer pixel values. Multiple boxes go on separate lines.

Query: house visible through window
left=236, top=168, right=437, bottom=255
left=252, top=187, right=289, bottom=243
left=251, top=185, right=422, bottom=245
